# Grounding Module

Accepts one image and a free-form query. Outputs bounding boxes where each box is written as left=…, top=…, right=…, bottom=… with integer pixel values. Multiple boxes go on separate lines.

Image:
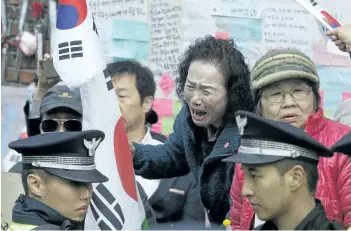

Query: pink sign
left=153, top=98, right=173, bottom=117
left=319, top=89, right=324, bottom=108
left=342, top=92, right=351, bottom=101
left=159, top=73, right=175, bottom=97
left=215, top=32, right=229, bottom=40
left=312, top=44, right=330, bottom=66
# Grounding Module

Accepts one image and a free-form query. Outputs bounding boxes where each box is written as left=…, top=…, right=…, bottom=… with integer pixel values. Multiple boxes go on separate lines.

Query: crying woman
left=131, top=36, right=255, bottom=226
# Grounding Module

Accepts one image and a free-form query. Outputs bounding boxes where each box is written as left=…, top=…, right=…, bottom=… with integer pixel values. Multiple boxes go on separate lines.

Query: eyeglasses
left=262, top=85, right=312, bottom=104
left=40, top=119, right=82, bottom=133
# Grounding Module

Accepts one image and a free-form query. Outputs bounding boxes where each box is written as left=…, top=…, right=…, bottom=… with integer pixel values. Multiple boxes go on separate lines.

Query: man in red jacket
left=223, top=111, right=345, bottom=230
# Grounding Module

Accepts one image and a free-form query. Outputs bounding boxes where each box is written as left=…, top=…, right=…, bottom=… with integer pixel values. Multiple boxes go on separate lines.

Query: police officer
left=7, top=130, right=108, bottom=230
left=223, top=111, right=345, bottom=230
left=331, top=132, right=351, bottom=231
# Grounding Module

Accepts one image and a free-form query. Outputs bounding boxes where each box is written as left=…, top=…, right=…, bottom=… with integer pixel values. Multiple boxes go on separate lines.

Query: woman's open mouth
left=192, top=109, right=207, bottom=121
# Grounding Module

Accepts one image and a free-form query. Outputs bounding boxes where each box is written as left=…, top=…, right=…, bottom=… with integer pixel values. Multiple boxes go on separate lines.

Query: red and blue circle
left=56, top=0, right=87, bottom=30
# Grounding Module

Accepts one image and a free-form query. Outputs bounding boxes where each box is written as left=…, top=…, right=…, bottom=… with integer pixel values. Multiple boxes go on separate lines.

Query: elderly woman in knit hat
left=228, top=49, right=351, bottom=230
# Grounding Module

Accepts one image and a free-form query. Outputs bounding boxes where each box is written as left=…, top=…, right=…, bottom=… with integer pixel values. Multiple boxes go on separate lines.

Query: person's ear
left=285, top=165, right=305, bottom=192
left=142, top=96, right=153, bottom=114
left=27, top=173, right=46, bottom=197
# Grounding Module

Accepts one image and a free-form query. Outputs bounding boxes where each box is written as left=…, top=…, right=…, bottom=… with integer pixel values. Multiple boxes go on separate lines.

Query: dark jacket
left=7, top=101, right=40, bottom=173
left=256, top=200, right=346, bottom=230
left=11, top=195, right=83, bottom=230
left=23, top=100, right=41, bottom=137
left=149, top=131, right=206, bottom=229
left=133, top=104, right=239, bottom=224
left=150, top=173, right=205, bottom=229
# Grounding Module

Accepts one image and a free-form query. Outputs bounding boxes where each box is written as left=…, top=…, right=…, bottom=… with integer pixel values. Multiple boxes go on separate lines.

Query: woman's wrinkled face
left=260, top=79, right=315, bottom=129
left=183, top=60, right=228, bottom=128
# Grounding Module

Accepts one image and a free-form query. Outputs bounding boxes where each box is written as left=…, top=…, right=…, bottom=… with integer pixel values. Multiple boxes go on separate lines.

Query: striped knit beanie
left=251, top=49, right=319, bottom=92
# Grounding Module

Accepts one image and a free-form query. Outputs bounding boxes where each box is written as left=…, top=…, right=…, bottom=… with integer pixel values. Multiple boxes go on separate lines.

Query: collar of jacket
left=184, top=103, right=240, bottom=157
left=258, top=199, right=346, bottom=230
left=305, top=107, right=329, bottom=137
left=12, top=194, right=83, bottom=230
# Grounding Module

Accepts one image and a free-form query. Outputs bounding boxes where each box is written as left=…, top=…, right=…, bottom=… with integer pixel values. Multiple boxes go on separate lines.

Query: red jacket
left=229, top=108, right=351, bottom=229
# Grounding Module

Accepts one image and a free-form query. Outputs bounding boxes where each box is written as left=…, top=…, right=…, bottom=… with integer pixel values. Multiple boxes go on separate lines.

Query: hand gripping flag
left=52, top=0, right=147, bottom=229
left=293, top=0, right=348, bottom=57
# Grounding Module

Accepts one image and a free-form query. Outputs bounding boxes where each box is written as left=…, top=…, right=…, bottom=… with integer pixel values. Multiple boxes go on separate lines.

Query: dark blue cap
left=40, top=84, right=82, bottom=115
left=330, top=132, right=351, bottom=156
left=8, top=130, right=108, bottom=183
left=223, top=110, right=333, bottom=165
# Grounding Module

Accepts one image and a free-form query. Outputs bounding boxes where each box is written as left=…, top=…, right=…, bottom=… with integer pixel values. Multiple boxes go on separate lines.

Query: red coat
left=229, top=108, right=351, bottom=229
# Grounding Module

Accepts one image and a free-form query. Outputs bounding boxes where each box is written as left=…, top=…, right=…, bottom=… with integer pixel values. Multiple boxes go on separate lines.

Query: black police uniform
left=330, top=132, right=351, bottom=231
left=8, top=130, right=108, bottom=230
left=223, top=110, right=346, bottom=230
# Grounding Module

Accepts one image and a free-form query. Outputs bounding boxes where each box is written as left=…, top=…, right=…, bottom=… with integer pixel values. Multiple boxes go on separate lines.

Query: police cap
left=223, top=111, right=333, bottom=164
left=330, top=132, right=351, bottom=156
left=8, top=130, right=108, bottom=183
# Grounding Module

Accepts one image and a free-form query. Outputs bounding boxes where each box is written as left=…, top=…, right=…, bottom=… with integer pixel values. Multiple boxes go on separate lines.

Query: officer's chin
left=69, top=213, right=87, bottom=222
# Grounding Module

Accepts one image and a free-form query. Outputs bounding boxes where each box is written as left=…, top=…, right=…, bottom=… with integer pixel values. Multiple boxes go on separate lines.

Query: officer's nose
left=81, top=183, right=93, bottom=200
left=241, top=177, right=254, bottom=198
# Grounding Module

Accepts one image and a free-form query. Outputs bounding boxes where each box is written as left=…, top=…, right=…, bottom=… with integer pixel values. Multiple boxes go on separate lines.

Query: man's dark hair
left=21, top=168, right=50, bottom=195
left=107, top=60, right=156, bottom=103
left=176, top=36, right=255, bottom=123
left=272, top=158, right=319, bottom=194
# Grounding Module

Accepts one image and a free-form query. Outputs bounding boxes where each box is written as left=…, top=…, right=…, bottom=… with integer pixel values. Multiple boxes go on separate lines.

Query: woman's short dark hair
left=176, top=36, right=255, bottom=122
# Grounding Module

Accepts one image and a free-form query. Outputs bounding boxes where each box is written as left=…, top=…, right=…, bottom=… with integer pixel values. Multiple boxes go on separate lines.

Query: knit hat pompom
left=251, top=49, right=319, bottom=91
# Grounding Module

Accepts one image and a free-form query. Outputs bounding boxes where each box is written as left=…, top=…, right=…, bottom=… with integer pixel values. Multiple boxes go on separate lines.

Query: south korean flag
left=52, top=0, right=105, bottom=88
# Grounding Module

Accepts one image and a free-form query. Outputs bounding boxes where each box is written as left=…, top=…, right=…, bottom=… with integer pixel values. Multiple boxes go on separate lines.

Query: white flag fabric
left=52, top=0, right=147, bottom=229
left=51, top=0, right=105, bottom=88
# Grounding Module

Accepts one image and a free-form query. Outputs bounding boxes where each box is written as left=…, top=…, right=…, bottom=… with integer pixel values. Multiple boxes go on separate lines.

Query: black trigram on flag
left=58, top=40, right=83, bottom=60
left=93, top=16, right=99, bottom=37
left=103, top=68, right=113, bottom=91
left=91, top=183, right=125, bottom=230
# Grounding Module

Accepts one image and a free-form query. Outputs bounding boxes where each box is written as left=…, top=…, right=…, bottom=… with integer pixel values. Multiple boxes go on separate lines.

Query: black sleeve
left=150, top=131, right=167, bottom=143
left=24, top=100, right=41, bottom=137
left=182, top=177, right=205, bottom=222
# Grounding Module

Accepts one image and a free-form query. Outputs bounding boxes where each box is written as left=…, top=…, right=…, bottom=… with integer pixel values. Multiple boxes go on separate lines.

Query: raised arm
left=133, top=105, right=190, bottom=179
